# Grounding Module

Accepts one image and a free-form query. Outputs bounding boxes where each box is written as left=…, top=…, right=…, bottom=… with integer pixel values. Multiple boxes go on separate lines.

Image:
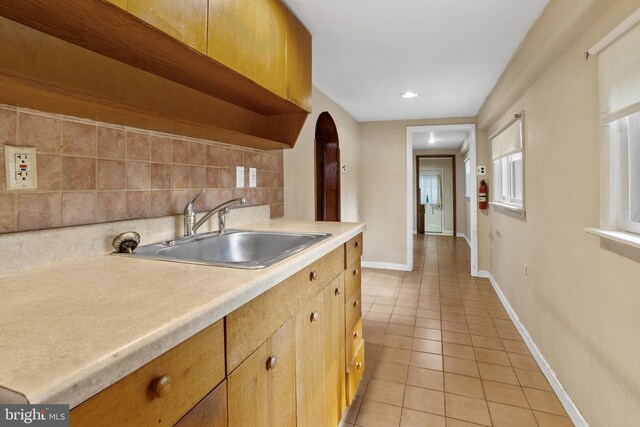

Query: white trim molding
left=457, top=232, right=471, bottom=247
left=361, top=261, right=412, bottom=272
left=484, top=272, right=588, bottom=427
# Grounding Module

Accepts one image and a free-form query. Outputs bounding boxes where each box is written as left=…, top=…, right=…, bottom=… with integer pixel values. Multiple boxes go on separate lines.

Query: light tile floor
left=340, top=235, right=574, bottom=427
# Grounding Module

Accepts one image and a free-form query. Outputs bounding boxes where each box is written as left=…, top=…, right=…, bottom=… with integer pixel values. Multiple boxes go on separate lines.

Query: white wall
left=477, top=0, right=640, bottom=424
left=284, top=86, right=361, bottom=222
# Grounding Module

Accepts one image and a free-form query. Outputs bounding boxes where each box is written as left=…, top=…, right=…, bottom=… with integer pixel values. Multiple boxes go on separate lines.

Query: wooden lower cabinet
left=175, top=380, right=227, bottom=427
left=325, top=276, right=346, bottom=426
left=228, top=318, right=296, bottom=427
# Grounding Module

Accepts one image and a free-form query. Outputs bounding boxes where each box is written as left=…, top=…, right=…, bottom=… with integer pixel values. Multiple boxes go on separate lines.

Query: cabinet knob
left=154, top=374, right=172, bottom=398
left=309, top=270, right=318, bottom=281
left=266, top=355, right=278, bottom=370
left=310, top=311, right=319, bottom=322
left=352, top=269, right=358, bottom=277
left=353, top=300, right=359, bottom=308
left=335, top=287, right=341, bottom=296
left=356, top=362, right=362, bottom=371
left=355, top=241, right=359, bottom=248
left=353, top=331, right=359, bottom=339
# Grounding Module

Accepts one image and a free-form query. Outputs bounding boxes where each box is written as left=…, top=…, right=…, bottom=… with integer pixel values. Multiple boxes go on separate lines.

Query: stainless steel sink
left=123, top=229, right=332, bottom=269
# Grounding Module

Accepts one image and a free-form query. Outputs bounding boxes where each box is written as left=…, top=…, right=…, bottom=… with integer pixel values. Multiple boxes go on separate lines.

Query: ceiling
left=283, top=0, right=549, bottom=122
left=411, top=128, right=469, bottom=151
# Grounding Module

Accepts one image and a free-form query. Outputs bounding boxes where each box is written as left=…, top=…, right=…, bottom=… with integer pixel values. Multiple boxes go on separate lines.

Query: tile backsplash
left=0, top=105, right=284, bottom=233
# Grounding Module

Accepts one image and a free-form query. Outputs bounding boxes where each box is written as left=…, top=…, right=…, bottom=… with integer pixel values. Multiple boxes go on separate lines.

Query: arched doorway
left=315, top=112, right=340, bottom=221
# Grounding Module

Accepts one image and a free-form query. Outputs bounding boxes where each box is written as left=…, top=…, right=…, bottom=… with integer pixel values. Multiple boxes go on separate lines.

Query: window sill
left=584, top=228, right=640, bottom=250
left=489, top=202, right=526, bottom=218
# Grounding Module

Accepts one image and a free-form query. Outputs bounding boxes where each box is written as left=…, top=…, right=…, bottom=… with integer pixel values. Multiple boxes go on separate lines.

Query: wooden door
left=295, top=292, right=326, bottom=427
left=324, top=276, right=346, bottom=424
left=315, top=112, right=341, bottom=221
left=228, top=318, right=296, bottom=427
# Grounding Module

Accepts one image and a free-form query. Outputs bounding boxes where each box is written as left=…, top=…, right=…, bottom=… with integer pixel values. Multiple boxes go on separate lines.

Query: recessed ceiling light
left=401, top=91, right=418, bottom=98
left=429, top=134, right=436, bottom=144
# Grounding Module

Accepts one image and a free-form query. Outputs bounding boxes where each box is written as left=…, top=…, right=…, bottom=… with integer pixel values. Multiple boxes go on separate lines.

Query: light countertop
left=0, top=220, right=365, bottom=409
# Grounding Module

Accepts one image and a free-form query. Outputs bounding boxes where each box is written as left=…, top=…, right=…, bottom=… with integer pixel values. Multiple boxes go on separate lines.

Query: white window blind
left=491, top=116, right=524, bottom=209
left=598, top=22, right=640, bottom=123
left=491, top=119, right=522, bottom=161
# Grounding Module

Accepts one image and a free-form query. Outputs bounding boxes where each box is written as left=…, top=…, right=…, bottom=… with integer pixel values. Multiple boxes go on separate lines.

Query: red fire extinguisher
left=479, top=180, right=488, bottom=210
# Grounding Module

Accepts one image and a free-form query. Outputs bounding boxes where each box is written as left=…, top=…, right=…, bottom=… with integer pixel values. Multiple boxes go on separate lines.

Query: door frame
left=314, top=112, right=341, bottom=221
left=416, top=156, right=455, bottom=236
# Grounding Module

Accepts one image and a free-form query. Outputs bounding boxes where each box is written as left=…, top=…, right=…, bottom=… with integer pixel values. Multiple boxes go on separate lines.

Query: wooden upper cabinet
left=208, top=0, right=299, bottom=108
left=129, top=0, right=208, bottom=53
left=106, top=0, right=127, bottom=9
left=286, top=8, right=312, bottom=112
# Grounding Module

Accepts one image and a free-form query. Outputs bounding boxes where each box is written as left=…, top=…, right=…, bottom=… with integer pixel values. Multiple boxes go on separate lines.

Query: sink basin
left=124, top=229, right=332, bottom=269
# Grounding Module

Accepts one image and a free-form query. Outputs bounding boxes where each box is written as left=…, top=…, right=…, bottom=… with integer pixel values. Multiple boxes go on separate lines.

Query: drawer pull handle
left=356, top=362, right=362, bottom=371
left=352, top=269, right=358, bottom=276
left=335, top=287, right=341, bottom=296
left=353, top=331, right=359, bottom=339
left=310, top=311, right=319, bottom=322
left=154, top=374, right=172, bottom=398
left=353, top=300, right=359, bottom=308
left=355, top=241, right=360, bottom=249
left=266, top=355, right=278, bottom=370
left=310, top=270, right=318, bottom=281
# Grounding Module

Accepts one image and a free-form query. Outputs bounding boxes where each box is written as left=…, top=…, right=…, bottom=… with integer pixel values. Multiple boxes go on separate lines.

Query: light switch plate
left=477, top=165, right=487, bottom=175
left=249, top=167, right=257, bottom=188
left=5, top=145, right=38, bottom=190
left=236, top=166, right=245, bottom=188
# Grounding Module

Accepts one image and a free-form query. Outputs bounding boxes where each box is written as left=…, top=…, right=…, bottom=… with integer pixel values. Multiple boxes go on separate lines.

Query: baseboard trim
left=477, top=270, right=490, bottom=278
left=361, top=261, right=412, bottom=272
left=456, top=232, right=471, bottom=247
left=485, top=272, right=588, bottom=427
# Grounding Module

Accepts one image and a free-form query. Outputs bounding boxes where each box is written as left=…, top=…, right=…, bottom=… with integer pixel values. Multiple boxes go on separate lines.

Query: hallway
left=341, top=235, right=573, bottom=427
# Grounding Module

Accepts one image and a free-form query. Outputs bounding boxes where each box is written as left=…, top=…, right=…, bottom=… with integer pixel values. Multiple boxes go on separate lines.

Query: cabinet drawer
left=344, top=233, right=363, bottom=269
left=344, top=261, right=361, bottom=302
left=227, top=246, right=344, bottom=372
left=345, top=285, right=362, bottom=332
left=346, top=342, right=365, bottom=405
left=175, top=380, right=227, bottom=427
left=70, top=320, right=225, bottom=427
left=346, top=317, right=363, bottom=366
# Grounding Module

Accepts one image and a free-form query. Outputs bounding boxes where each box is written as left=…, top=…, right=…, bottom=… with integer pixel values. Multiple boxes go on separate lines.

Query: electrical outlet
left=477, top=165, right=487, bottom=175
left=249, top=167, right=257, bottom=188
left=524, top=264, right=530, bottom=282
left=5, top=145, right=38, bottom=190
left=236, top=166, right=245, bottom=188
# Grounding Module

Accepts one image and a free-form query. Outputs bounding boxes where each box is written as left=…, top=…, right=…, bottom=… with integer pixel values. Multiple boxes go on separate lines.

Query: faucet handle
left=184, top=189, right=205, bottom=216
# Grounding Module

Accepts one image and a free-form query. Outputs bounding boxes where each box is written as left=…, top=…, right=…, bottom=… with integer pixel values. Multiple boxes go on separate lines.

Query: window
left=596, top=17, right=640, bottom=235
left=464, top=158, right=471, bottom=197
left=608, top=112, right=640, bottom=233
left=490, top=116, right=524, bottom=209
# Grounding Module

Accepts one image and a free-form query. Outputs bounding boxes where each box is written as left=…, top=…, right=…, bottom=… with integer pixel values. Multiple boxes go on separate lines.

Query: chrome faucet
left=183, top=190, right=247, bottom=237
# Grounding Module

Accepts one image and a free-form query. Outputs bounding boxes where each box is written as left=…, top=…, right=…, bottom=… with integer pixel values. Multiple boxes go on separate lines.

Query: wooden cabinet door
left=324, top=276, right=346, bottom=426
left=286, top=8, right=311, bottom=111
left=174, top=380, right=227, bottom=427
left=295, top=292, right=326, bottom=427
left=228, top=318, right=296, bottom=427
left=128, top=0, right=208, bottom=53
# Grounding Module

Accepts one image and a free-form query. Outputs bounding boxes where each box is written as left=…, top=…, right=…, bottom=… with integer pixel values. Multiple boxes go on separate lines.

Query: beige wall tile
left=97, top=127, right=125, bottom=160
left=19, top=113, right=60, bottom=153
left=0, top=193, right=16, bottom=232
left=62, top=192, right=97, bottom=226
left=149, top=191, right=172, bottom=217
left=17, top=193, right=61, bottom=231
left=205, top=145, right=220, bottom=167
left=0, top=108, right=17, bottom=146
left=190, top=166, right=205, bottom=189
left=62, top=157, right=96, bottom=190
left=126, top=161, right=150, bottom=190
left=97, top=160, right=125, bottom=190
left=62, top=122, right=96, bottom=157
left=37, top=154, right=61, bottom=191
left=150, top=163, right=171, bottom=189
left=189, top=142, right=206, bottom=165
left=172, top=139, right=189, bottom=164
left=150, top=135, right=172, bottom=163
left=126, top=132, right=150, bottom=161
left=96, top=192, right=126, bottom=223
left=206, top=167, right=220, bottom=188
left=126, top=191, right=150, bottom=219
left=220, top=168, right=234, bottom=188
left=172, top=164, right=190, bottom=189
left=219, top=147, right=243, bottom=168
